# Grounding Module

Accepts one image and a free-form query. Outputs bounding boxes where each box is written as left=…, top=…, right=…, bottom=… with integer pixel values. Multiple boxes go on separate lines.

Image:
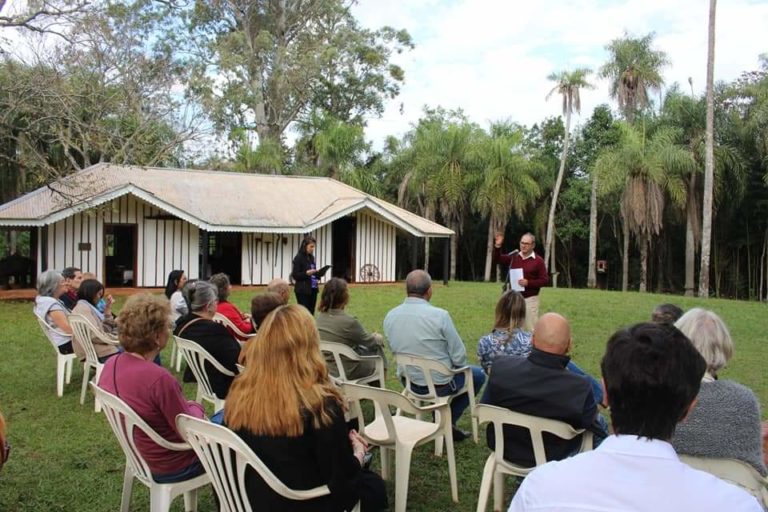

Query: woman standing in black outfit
left=292, top=236, right=320, bottom=314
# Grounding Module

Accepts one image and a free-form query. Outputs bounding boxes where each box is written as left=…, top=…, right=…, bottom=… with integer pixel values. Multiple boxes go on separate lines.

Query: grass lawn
left=1, top=282, right=767, bottom=511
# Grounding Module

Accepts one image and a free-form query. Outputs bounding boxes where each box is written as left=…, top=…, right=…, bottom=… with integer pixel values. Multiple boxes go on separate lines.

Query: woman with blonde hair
left=225, top=305, right=387, bottom=511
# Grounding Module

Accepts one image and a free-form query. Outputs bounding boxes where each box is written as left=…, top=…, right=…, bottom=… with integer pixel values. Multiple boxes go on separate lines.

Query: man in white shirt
left=509, top=322, right=761, bottom=512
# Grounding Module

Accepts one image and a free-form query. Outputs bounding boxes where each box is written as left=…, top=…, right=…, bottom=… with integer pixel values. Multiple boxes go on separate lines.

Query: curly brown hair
left=117, top=294, right=171, bottom=354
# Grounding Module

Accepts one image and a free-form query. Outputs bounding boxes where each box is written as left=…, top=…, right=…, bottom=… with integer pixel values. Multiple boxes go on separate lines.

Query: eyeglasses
left=520, top=242, right=534, bottom=246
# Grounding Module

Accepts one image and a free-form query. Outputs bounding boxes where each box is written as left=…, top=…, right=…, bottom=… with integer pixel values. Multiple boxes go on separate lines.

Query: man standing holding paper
left=493, top=232, right=549, bottom=327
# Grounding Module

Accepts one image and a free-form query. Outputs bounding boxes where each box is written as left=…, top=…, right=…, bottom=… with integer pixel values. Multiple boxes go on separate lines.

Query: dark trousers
left=295, top=289, right=318, bottom=315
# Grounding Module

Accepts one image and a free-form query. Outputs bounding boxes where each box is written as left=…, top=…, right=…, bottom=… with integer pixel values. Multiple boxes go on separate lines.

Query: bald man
left=266, top=278, right=290, bottom=305
left=482, top=313, right=607, bottom=466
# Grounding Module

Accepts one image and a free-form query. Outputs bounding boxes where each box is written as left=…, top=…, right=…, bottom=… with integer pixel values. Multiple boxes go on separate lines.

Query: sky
left=351, top=0, right=768, bottom=148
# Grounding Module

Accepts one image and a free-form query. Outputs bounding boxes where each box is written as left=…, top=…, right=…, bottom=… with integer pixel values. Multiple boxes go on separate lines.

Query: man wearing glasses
left=494, top=232, right=549, bottom=328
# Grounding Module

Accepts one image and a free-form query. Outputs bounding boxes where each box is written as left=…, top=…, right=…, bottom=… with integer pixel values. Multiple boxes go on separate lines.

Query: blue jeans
left=152, top=459, right=205, bottom=483
left=566, top=361, right=604, bottom=406
left=407, top=366, right=486, bottom=425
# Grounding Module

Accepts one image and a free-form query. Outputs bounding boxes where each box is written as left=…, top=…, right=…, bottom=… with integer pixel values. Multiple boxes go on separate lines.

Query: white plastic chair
left=475, top=404, right=594, bottom=512
left=35, top=313, right=77, bottom=397
left=168, top=333, right=185, bottom=373
left=174, top=336, right=236, bottom=411
left=320, top=340, right=385, bottom=387
left=341, top=382, right=458, bottom=512
left=396, top=353, right=479, bottom=455
left=213, top=313, right=257, bottom=340
left=176, top=414, right=361, bottom=512
left=91, top=383, right=210, bottom=512
left=680, top=455, right=768, bottom=508
left=69, top=314, right=120, bottom=412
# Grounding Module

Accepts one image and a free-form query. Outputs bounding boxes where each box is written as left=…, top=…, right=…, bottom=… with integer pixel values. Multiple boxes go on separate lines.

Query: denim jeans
left=406, top=365, right=486, bottom=425
left=152, top=459, right=205, bottom=483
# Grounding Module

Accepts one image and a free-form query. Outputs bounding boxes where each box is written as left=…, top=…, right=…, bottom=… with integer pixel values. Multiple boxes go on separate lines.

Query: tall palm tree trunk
left=699, top=0, right=717, bottom=298
left=483, top=214, right=503, bottom=282
left=639, top=235, right=649, bottom=292
left=450, top=224, right=459, bottom=281
left=544, top=110, right=572, bottom=269
left=587, top=171, right=598, bottom=288
left=621, top=214, right=630, bottom=292
left=685, top=214, right=696, bottom=296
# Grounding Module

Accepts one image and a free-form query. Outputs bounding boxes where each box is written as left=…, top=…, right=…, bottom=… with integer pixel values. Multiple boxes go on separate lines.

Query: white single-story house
left=0, top=164, right=453, bottom=287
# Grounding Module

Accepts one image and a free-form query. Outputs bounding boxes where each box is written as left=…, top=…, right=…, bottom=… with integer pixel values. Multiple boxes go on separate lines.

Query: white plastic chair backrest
left=476, top=404, right=590, bottom=468
left=92, top=383, right=191, bottom=486
left=69, top=314, right=105, bottom=366
left=395, top=353, right=456, bottom=400
left=176, top=414, right=331, bottom=512
left=35, top=312, right=69, bottom=350
left=319, top=341, right=361, bottom=381
left=213, top=313, right=255, bottom=339
left=680, top=455, right=768, bottom=505
left=340, top=382, right=449, bottom=446
left=174, top=335, right=236, bottom=399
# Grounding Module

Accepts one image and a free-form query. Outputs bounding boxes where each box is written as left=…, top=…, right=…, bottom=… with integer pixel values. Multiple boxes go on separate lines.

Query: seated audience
left=72, top=279, right=120, bottom=363
left=164, top=270, right=188, bottom=324
left=477, top=291, right=604, bottom=405
left=59, top=266, right=83, bottom=310
left=316, top=278, right=388, bottom=381
left=209, top=272, right=254, bottom=340
left=671, top=308, right=766, bottom=475
left=384, top=270, right=485, bottom=441
left=250, top=292, right=285, bottom=331
left=509, top=322, right=761, bottom=511
left=34, top=269, right=74, bottom=354
left=482, top=313, right=607, bottom=468
left=225, top=304, right=387, bottom=512
left=652, top=303, right=684, bottom=325
left=174, top=281, right=241, bottom=399
left=0, top=407, right=8, bottom=472
left=267, top=278, right=290, bottom=305
left=98, top=294, right=206, bottom=483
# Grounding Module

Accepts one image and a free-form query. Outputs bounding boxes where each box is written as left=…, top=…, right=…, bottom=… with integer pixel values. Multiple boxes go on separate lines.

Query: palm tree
left=700, top=0, right=717, bottom=298
left=473, top=122, right=541, bottom=281
left=595, top=123, right=693, bottom=291
left=543, top=68, right=594, bottom=272
left=600, top=33, right=669, bottom=123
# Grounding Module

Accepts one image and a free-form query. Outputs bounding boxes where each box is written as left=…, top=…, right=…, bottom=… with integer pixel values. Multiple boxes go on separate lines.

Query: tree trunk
left=544, top=109, right=572, bottom=268
left=424, top=237, right=430, bottom=273
left=622, top=215, right=630, bottom=292
left=639, top=235, right=648, bottom=292
left=449, top=225, right=458, bottom=281
left=483, top=215, right=495, bottom=282
left=587, top=170, right=598, bottom=288
left=699, top=0, right=717, bottom=298
left=685, top=212, right=695, bottom=296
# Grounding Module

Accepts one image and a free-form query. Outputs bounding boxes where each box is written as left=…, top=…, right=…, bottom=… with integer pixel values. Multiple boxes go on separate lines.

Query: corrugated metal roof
left=0, top=164, right=453, bottom=237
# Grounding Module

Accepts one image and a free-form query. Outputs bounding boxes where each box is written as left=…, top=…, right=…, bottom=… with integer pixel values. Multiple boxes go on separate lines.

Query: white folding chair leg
left=56, top=359, right=67, bottom=397
left=493, top=470, right=505, bottom=512
left=434, top=408, right=452, bottom=457
left=169, top=339, right=177, bottom=370
left=175, top=345, right=184, bottom=373
left=472, top=415, right=479, bottom=444
left=80, top=364, right=91, bottom=406
left=183, top=489, right=199, bottom=511
left=65, top=357, right=74, bottom=383
left=444, top=430, right=458, bottom=502
left=93, top=365, right=105, bottom=413
left=394, top=444, right=415, bottom=512
left=149, top=485, right=172, bottom=512
left=120, top=467, right=134, bottom=512
left=476, top=455, right=495, bottom=512
left=380, top=446, right=391, bottom=481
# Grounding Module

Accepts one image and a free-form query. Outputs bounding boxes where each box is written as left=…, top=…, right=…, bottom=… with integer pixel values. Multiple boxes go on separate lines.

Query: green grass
left=1, top=282, right=767, bottom=511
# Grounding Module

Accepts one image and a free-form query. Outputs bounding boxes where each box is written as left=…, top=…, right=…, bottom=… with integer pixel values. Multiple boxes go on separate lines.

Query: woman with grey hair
left=173, top=280, right=241, bottom=400
left=209, top=273, right=253, bottom=340
left=34, top=269, right=74, bottom=354
left=671, top=308, right=766, bottom=475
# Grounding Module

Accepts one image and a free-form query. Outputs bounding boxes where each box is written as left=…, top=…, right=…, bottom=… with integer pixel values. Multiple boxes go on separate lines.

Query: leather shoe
left=452, top=427, right=471, bottom=442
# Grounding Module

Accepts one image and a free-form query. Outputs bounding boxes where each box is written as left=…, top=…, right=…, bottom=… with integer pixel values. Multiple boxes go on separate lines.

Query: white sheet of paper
left=509, top=268, right=525, bottom=291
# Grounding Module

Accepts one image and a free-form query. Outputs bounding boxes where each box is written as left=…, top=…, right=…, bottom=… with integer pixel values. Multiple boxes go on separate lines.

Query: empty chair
left=475, top=404, right=593, bottom=512
left=174, top=336, right=236, bottom=411
left=341, top=382, right=458, bottom=512
left=93, top=384, right=210, bottom=512
left=69, top=314, right=120, bottom=412
left=176, top=414, right=361, bottom=512
left=35, top=314, right=76, bottom=397
left=680, top=455, right=768, bottom=508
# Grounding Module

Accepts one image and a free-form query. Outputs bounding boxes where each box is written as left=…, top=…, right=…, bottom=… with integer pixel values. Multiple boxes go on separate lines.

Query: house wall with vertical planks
left=354, top=210, right=396, bottom=282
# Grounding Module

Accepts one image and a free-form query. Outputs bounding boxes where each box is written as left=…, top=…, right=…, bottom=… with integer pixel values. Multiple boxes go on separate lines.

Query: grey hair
left=674, top=308, right=733, bottom=374
left=37, top=269, right=64, bottom=297
left=209, top=273, right=231, bottom=302
left=405, top=270, right=432, bottom=296
left=183, top=280, right=218, bottom=314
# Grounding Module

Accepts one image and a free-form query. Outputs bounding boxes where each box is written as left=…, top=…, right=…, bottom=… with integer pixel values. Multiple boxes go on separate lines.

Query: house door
left=104, top=224, right=137, bottom=286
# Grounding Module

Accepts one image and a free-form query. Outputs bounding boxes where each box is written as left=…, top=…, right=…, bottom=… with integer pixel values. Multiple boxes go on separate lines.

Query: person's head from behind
left=250, top=292, right=284, bottom=329
left=183, top=280, right=218, bottom=316
left=532, top=313, right=572, bottom=355
left=164, top=270, right=186, bottom=298
left=225, top=304, right=340, bottom=436
left=117, top=294, right=171, bottom=356
left=405, top=269, right=432, bottom=300
left=494, top=290, right=527, bottom=332
left=37, top=269, right=66, bottom=298
left=318, top=277, right=349, bottom=312
left=77, top=279, right=105, bottom=306
left=652, top=303, right=684, bottom=325
left=675, top=308, right=733, bottom=376
left=267, top=278, right=290, bottom=304
left=209, top=273, right=231, bottom=302
left=601, top=322, right=706, bottom=441
left=300, top=235, right=316, bottom=257
left=62, top=267, right=83, bottom=291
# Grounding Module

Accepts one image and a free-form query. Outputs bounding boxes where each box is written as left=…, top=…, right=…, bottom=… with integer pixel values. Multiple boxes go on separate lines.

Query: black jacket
left=482, top=349, right=597, bottom=467
left=291, top=251, right=316, bottom=295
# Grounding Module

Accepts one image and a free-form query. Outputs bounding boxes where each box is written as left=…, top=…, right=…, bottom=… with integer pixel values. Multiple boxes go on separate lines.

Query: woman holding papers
left=291, top=235, right=329, bottom=315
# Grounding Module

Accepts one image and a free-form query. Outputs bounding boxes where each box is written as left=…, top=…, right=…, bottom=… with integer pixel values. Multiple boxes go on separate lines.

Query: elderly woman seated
left=34, top=269, right=74, bottom=355
left=671, top=308, right=766, bottom=475
left=98, top=294, right=205, bottom=483
left=72, top=279, right=120, bottom=363
left=209, top=273, right=254, bottom=340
